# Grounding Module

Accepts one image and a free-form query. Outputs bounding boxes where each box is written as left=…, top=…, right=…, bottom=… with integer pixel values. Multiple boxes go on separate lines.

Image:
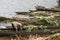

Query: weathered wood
left=54, top=16, right=60, bottom=18
left=12, top=17, right=29, bottom=21
left=0, top=16, right=28, bottom=22
left=0, top=26, right=60, bottom=30
left=16, top=12, right=30, bottom=15
left=0, top=29, right=60, bottom=37
left=29, top=10, right=37, bottom=12
left=0, top=30, right=42, bottom=37
left=0, top=16, right=14, bottom=22
left=29, top=13, right=50, bottom=16
left=0, top=31, right=16, bottom=37
left=16, top=12, right=60, bottom=17
left=35, top=6, right=60, bottom=12
left=0, top=17, right=60, bottom=25
left=13, top=16, right=60, bottom=22
left=53, top=16, right=60, bottom=22
left=16, top=11, right=50, bottom=16
left=0, top=17, right=7, bottom=21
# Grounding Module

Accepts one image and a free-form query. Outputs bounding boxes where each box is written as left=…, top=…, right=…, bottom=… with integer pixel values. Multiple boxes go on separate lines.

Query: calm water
left=0, top=0, right=58, bottom=18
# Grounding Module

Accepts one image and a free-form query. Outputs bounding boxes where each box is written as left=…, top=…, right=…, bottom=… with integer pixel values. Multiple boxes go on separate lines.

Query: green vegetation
left=43, top=29, right=59, bottom=34
left=29, top=16, right=59, bottom=26
left=23, top=25, right=47, bottom=32
left=23, top=25, right=59, bottom=34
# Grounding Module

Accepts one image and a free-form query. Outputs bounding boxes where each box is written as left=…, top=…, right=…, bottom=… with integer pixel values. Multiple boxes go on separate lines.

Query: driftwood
left=29, top=13, right=50, bottom=16
left=35, top=6, right=60, bottom=12
left=16, top=12, right=60, bottom=17
left=0, top=29, right=60, bottom=37
left=0, top=30, right=48, bottom=37
left=0, top=16, right=29, bottom=22
left=53, top=16, right=60, bottom=22
left=12, top=17, right=60, bottom=22
left=16, top=12, right=30, bottom=15
left=12, top=17, right=29, bottom=21
left=5, top=26, right=60, bottom=30
left=0, top=16, right=14, bottom=22
left=29, top=10, right=37, bottom=12
left=0, top=17, right=8, bottom=21
left=0, top=16, right=60, bottom=23
left=0, top=31, right=16, bottom=37
left=16, top=11, right=50, bottom=16
left=0, top=16, right=60, bottom=25
left=54, top=16, right=60, bottom=19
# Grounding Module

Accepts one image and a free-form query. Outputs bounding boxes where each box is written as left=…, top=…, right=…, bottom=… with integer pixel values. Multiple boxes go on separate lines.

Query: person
left=11, top=22, right=22, bottom=31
